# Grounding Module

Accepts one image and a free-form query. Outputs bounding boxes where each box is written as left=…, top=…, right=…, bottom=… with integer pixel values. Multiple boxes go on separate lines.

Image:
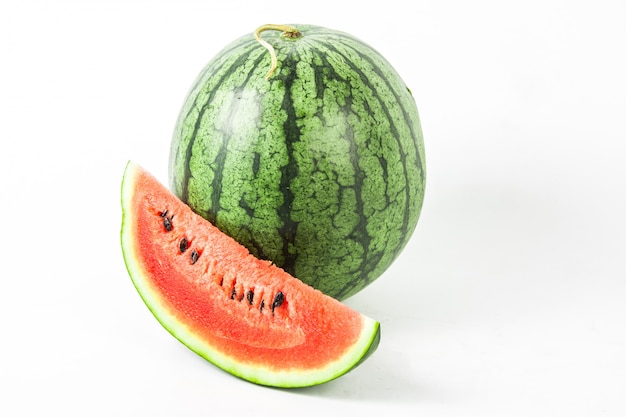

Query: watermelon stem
left=254, top=24, right=301, bottom=80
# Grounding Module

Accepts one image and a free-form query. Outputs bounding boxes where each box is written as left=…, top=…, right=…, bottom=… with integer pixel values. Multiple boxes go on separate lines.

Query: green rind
left=121, top=161, right=381, bottom=388
left=169, top=25, right=426, bottom=300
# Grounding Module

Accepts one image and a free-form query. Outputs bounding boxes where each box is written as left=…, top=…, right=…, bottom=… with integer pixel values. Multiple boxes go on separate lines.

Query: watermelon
left=120, top=161, right=380, bottom=387
left=169, top=24, right=426, bottom=300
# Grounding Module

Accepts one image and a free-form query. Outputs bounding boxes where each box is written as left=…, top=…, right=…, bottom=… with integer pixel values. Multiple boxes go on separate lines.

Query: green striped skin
left=169, top=25, right=426, bottom=300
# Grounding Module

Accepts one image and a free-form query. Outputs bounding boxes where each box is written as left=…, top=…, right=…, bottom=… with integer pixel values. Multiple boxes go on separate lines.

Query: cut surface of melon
left=120, top=161, right=380, bottom=387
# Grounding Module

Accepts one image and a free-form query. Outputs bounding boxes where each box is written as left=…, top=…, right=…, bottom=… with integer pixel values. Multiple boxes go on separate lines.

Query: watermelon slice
left=120, top=161, right=380, bottom=387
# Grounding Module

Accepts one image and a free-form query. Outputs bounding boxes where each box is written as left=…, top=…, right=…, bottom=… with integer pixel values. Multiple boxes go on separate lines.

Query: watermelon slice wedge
left=120, top=161, right=380, bottom=387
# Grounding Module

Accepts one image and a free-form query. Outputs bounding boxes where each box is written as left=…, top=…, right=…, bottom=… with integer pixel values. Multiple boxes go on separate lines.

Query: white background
left=1, top=0, right=625, bottom=416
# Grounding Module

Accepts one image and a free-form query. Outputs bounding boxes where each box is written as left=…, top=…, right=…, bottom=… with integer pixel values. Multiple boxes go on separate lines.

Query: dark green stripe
left=305, top=44, right=372, bottom=298
left=275, top=50, right=301, bottom=277
left=180, top=45, right=261, bottom=205
left=170, top=39, right=259, bottom=188
left=208, top=51, right=269, bottom=224
left=169, top=36, right=259, bottom=198
left=336, top=36, right=425, bottom=181
left=312, top=39, right=411, bottom=273
left=325, top=37, right=422, bottom=260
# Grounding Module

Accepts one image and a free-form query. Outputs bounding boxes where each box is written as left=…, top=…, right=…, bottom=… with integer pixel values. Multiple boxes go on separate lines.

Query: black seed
left=246, top=290, right=254, bottom=305
left=159, top=210, right=168, bottom=217
left=163, top=215, right=173, bottom=232
left=190, top=249, right=199, bottom=264
left=272, top=291, right=284, bottom=312
left=260, top=300, right=265, bottom=312
left=230, top=286, right=237, bottom=300
left=179, top=238, right=189, bottom=253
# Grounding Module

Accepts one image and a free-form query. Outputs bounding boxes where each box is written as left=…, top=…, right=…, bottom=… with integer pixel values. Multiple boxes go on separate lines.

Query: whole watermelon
left=169, top=24, right=426, bottom=300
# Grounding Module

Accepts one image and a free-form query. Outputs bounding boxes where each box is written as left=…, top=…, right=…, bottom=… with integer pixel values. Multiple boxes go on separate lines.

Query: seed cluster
left=157, top=208, right=286, bottom=315
left=227, top=281, right=285, bottom=315
left=255, top=291, right=285, bottom=314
